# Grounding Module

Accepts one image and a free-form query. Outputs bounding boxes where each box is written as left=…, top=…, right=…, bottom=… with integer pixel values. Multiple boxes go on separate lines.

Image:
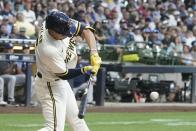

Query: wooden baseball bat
left=78, top=75, right=92, bottom=119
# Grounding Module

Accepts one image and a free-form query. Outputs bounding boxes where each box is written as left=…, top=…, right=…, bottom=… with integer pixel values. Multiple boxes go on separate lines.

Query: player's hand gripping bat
left=78, top=75, right=93, bottom=119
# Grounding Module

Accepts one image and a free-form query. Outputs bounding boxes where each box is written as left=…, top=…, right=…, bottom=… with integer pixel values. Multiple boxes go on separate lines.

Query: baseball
left=150, top=92, right=159, bottom=101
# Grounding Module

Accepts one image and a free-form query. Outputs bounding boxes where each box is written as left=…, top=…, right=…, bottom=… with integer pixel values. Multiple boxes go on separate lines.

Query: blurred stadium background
left=0, top=0, right=196, bottom=130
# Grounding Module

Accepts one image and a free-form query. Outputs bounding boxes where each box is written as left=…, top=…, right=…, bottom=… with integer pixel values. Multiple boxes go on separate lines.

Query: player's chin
left=55, top=35, right=66, bottom=40
left=50, top=30, right=67, bottom=40
left=58, top=37, right=66, bottom=40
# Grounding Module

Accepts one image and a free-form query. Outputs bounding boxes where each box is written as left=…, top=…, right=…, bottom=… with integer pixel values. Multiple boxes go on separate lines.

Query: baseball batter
left=35, top=10, right=101, bottom=131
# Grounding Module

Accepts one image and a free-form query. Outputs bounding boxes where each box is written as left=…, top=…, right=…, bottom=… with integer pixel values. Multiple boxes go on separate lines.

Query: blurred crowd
left=0, top=0, right=195, bottom=105
left=0, top=0, right=195, bottom=64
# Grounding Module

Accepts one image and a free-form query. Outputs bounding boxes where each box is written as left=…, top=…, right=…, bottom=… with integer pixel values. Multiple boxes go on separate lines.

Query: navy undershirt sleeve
left=57, top=68, right=83, bottom=80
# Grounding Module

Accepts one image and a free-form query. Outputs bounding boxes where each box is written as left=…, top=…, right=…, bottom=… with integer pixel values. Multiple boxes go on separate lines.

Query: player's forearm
left=82, top=29, right=98, bottom=54
left=56, top=68, right=83, bottom=80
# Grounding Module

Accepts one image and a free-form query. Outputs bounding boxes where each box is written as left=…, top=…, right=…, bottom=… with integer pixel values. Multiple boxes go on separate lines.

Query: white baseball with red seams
left=150, top=92, right=159, bottom=101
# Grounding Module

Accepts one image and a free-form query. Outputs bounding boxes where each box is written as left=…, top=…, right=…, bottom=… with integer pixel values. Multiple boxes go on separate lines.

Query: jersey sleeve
left=70, top=19, right=95, bottom=36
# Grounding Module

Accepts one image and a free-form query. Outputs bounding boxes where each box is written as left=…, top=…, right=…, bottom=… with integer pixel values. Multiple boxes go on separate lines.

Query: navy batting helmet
left=45, top=10, right=76, bottom=37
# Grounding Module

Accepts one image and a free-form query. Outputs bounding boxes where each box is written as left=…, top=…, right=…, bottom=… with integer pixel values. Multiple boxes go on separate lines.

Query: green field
left=0, top=112, right=196, bottom=131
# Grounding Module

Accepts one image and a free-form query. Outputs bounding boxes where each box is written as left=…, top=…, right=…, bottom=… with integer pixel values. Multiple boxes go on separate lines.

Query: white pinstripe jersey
left=35, top=20, right=80, bottom=80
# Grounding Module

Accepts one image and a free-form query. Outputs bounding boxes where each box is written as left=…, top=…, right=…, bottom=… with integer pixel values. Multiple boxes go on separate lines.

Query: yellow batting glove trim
left=92, top=65, right=100, bottom=76
left=81, top=66, right=93, bottom=74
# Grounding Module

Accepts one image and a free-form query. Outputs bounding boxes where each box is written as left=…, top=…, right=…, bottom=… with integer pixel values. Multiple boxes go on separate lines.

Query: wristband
left=90, top=49, right=97, bottom=51
left=90, top=49, right=98, bottom=55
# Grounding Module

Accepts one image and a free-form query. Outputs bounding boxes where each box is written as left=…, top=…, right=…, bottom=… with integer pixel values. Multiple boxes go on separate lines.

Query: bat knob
left=78, top=114, right=84, bottom=119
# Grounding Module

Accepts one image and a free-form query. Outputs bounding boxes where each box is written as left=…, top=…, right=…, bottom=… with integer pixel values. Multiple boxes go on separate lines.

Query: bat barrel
left=78, top=96, right=87, bottom=119
left=78, top=74, right=93, bottom=119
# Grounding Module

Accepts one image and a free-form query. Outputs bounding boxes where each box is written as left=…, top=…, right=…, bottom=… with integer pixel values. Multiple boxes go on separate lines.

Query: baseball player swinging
left=35, top=10, right=101, bottom=131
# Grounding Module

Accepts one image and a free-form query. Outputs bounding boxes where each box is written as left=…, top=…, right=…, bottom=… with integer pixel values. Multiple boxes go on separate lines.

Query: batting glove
left=81, top=66, right=93, bottom=75
left=90, top=53, right=102, bottom=76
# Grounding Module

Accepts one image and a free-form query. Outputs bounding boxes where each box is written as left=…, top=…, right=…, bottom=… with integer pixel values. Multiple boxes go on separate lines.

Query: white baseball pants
left=1, top=74, right=16, bottom=102
left=35, top=77, right=89, bottom=131
left=0, top=77, right=4, bottom=102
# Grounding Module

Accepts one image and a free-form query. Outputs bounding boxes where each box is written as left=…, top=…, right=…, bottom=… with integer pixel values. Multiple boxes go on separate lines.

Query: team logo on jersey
left=64, top=37, right=76, bottom=63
